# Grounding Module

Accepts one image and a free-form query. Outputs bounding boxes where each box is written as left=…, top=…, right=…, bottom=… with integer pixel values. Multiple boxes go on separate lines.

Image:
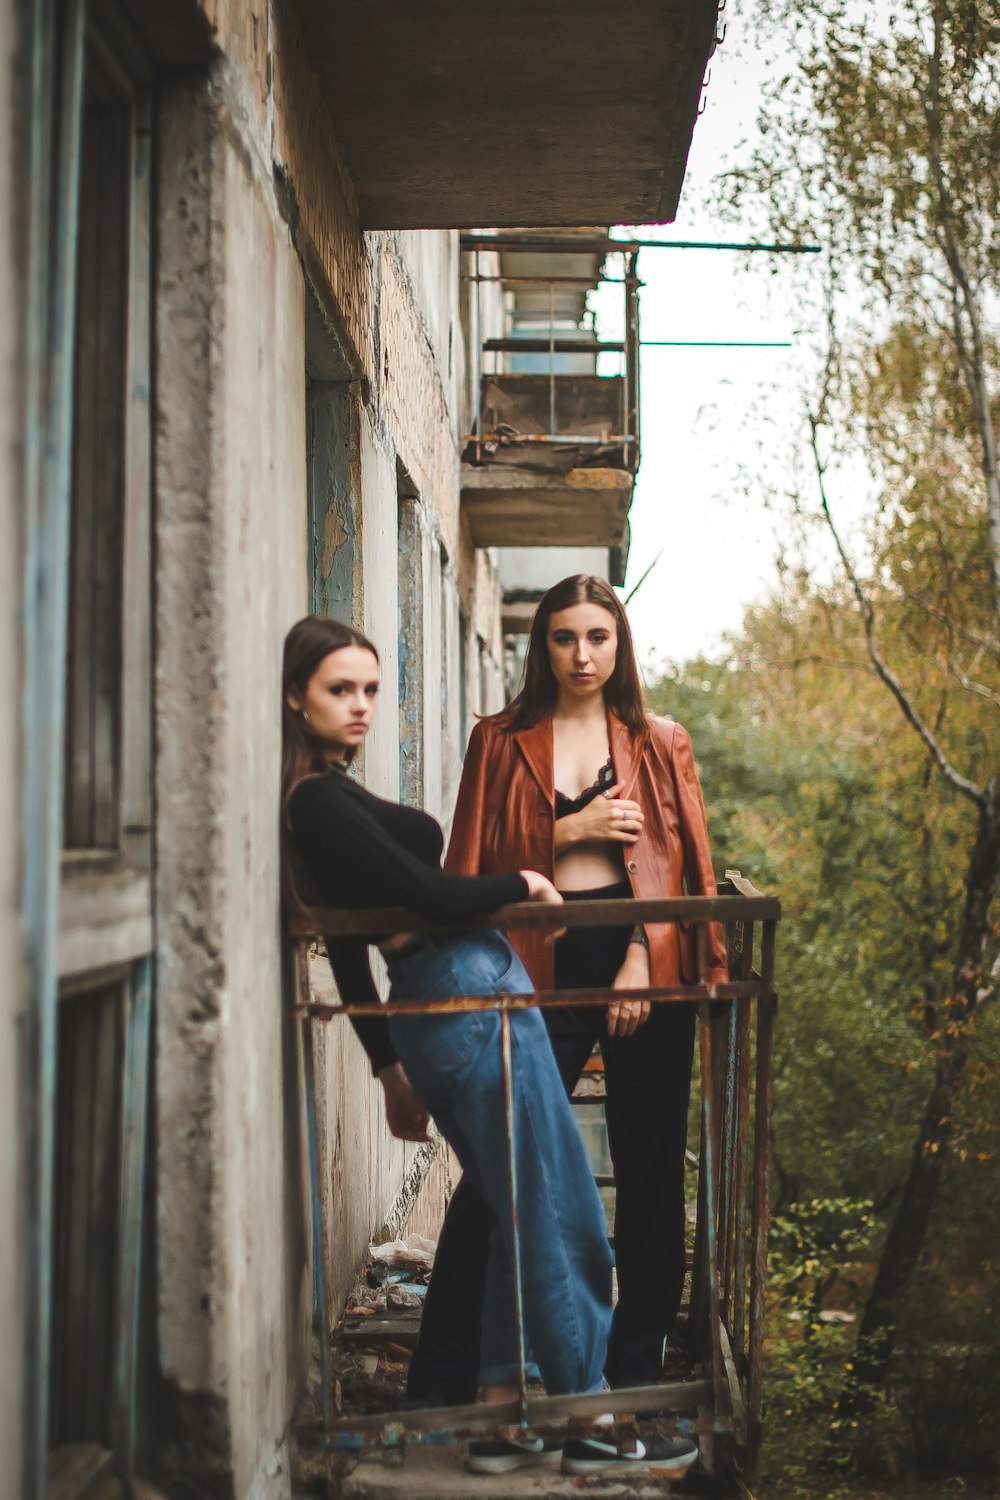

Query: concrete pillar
left=153, top=70, right=310, bottom=1499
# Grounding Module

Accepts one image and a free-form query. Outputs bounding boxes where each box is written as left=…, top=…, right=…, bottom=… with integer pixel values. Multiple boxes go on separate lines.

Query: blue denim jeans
left=385, top=930, right=612, bottom=1394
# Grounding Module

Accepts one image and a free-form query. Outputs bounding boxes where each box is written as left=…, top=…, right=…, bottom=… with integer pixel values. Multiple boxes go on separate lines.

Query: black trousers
left=406, top=884, right=696, bottom=1400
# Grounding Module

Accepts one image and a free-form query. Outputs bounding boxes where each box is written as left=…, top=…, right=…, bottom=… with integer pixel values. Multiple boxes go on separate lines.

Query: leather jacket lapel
left=514, top=716, right=554, bottom=804
left=609, top=714, right=644, bottom=797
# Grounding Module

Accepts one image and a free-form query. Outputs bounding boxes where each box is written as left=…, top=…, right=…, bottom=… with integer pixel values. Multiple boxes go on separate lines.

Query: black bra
left=554, top=756, right=615, bottom=819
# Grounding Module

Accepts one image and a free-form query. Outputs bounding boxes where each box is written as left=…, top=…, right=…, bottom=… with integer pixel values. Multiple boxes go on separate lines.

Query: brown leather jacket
left=445, top=711, right=729, bottom=991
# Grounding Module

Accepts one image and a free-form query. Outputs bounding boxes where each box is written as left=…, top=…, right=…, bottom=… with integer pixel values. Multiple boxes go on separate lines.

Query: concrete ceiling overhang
left=294, top=0, right=719, bottom=230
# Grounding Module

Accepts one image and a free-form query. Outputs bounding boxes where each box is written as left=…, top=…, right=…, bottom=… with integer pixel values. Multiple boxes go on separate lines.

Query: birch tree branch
left=926, top=4, right=1000, bottom=632
left=807, top=412, right=985, bottom=806
left=899, top=590, right=1000, bottom=661
left=947, top=658, right=1000, bottom=710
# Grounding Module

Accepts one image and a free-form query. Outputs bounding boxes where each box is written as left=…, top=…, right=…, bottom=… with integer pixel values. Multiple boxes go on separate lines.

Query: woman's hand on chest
left=554, top=782, right=644, bottom=850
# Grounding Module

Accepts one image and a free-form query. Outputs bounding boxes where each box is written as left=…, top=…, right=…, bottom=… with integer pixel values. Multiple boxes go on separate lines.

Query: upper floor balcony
left=460, top=234, right=640, bottom=550
left=295, top=2, right=720, bottom=229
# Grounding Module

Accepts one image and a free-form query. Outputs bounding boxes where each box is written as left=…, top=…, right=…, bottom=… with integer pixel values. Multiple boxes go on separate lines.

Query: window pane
left=49, top=980, right=124, bottom=1445
left=63, top=44, right=130, bottom=850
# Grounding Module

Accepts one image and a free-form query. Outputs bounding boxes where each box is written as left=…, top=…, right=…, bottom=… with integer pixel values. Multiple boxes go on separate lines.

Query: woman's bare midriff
left=555, top=840, right=626, bottom=893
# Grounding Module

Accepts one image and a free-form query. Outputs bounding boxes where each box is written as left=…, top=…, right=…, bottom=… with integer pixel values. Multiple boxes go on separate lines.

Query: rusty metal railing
left=291, top=873, right=778, bottom=1489
left=461, top=236, right=641, bottom=473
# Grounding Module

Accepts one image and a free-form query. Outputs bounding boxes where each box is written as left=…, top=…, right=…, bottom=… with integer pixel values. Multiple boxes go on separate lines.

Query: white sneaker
left=466, top=1435, right=564, bottom=1473
left=561, top=1434, right=699, bottom=1476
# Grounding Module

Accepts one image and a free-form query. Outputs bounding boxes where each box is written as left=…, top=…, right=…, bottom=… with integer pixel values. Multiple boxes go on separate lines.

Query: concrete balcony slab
left=294, top=1, right=719, bottom=228
left=460, top=465, right=633, bottom=548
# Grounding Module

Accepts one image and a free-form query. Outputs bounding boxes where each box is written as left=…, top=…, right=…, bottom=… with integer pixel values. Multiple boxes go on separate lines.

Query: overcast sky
left=604, top=16, right=824, bottom=671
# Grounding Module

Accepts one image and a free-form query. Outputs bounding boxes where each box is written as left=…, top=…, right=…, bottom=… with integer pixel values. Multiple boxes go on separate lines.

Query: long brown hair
left=504, top=575, right=648, bottom=736
left=280, top=615, right=380, bottom=911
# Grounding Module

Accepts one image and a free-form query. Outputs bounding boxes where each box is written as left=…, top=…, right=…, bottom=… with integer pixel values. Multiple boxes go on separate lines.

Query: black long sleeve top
left=288, top=767, right=529, bottom=1073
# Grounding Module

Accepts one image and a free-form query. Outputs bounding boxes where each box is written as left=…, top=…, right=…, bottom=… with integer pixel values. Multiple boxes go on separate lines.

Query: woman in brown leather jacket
left=407, top=574, right=728, bottom=1401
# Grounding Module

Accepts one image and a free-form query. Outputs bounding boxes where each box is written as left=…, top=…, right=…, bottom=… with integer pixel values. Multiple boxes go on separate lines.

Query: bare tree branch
left=770, top=653, right=874, bottom=674
left=927, top=4, right=1000, bottom=631
left=807, top=411, right=985, bottom=805
left=947, top=658, right=1000, bottom=709
left=898, top=589, right=1000, bottom=661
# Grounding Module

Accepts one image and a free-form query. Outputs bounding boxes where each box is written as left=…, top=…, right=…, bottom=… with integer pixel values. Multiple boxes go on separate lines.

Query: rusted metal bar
left=689, top=1079, right=709, bottom=1366
left=319, top=1379, right=713, bottom=1437
left=698, top=1001, right=729, bottom=1478
left=295, top=879, right=779, bottom=1480
left=468, top=431, right=637, bottom=446
left=302, top=1017, right=334, bottom=1435
left=719, top=1320, right=747, bottom=1440
left=718, top=909, right=749, bottom=1335
left=732, top=920, right=755, bottom=1373
left=483, top=337, right=624, bottom=354
left=293, top=893, right=781, bottom=939
left=500, top=1010, right=529, bottom=1424
left=320, top=1411, right=728, bottom=1456
left=718, top=905, right=742, bottom=1328
left=294, top=979, right=768, bottom=1023
left=461, top=273, right=630, bottom=286
left=473, top=247, right=482, bottom=462
left=548, top=281, right=556, bottom=437
left=297, top=941, right=336, bottom=1432
left=747, top=922, right=777, bottom=1478
left=719, top=997, right=738, bottom=1325
left=459, top=232, right=822, bottom=255
left=626, top=250, right=640, bottom=466
left=460, top=233, right=639, bottom=254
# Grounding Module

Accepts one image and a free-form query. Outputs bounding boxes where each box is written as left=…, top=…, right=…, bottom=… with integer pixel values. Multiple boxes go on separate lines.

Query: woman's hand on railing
left=607, top=942, right=652, bottom=1038
left=518, top=869, right=563, bottom=904
left=378, top=1062, right=432, bottom=1142
left=519, top=870, right=566, bottom=938
left=553, top=782, right=643, bottom=850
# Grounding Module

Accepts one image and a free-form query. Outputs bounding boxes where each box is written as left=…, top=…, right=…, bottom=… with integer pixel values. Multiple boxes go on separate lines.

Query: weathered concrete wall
left=0, top=1, right=24, bottom=1493
left=149, top=6, right=512, bottom=1495
left=392, top=229, right=464, bottom=432
left=154, top=72, right=310, bottom=1498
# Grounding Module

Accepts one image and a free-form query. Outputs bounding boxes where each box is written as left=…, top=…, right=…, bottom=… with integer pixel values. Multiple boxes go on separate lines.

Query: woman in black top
left=281, top=616, right=612, bottom=1421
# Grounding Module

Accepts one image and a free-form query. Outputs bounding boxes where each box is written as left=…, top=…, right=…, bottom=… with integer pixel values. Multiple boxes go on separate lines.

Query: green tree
left=715, top=0, right=1000, bottom=1459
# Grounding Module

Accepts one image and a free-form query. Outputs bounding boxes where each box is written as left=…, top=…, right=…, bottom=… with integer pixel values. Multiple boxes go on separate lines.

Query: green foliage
left=758, top=1199, right=881, bottom=1492
left=647, top=578, right=1000, bottom=1479
left=894, top=1275, right=1000, bottom=1478
left=679, top=0, right=1000, bottom=1486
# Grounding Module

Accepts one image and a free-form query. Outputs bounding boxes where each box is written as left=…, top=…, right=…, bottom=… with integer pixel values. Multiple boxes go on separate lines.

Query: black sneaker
left=466, top=1435, right=563, bottom=1474
left=561, top=1434, right=698, bottom=1476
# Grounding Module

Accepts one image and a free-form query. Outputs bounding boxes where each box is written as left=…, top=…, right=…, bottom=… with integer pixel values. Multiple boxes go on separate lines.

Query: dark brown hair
left=504, top=575, right=648, bottom=736
left=280, top=615, right=380, bottom=912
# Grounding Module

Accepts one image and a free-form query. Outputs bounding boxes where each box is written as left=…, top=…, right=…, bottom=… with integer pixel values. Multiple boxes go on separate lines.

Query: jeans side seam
left=509, top=1017, right=596, bottom=1389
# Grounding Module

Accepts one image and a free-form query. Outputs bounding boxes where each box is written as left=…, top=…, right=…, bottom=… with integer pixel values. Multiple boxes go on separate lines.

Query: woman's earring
left=301, top=709, right=310, bottom=723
